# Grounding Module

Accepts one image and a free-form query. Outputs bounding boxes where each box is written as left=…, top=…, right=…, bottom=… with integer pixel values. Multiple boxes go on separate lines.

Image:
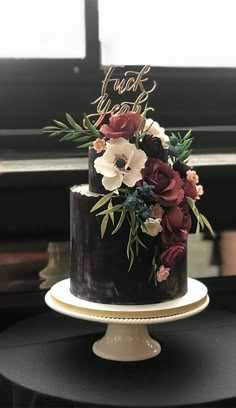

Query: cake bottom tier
left=70, top=185, right=187, bottom=305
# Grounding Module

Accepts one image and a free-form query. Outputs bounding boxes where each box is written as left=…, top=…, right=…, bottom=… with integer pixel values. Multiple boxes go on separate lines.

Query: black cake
left=70, top=149, right=187, bottom=305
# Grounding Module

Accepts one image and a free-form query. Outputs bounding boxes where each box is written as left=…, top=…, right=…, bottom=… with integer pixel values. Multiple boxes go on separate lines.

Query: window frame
left=0, top=0, right=235, bottom=150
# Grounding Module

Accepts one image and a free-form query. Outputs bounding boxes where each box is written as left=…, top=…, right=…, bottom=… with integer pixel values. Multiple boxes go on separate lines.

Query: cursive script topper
left=88, top=65, right=157, bottom=127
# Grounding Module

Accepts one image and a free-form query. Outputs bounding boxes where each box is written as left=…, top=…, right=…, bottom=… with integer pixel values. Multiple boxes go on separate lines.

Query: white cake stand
left=45, top=278, right=209, bottom=362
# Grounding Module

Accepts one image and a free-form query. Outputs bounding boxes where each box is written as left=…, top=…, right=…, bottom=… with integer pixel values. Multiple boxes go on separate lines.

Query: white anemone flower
left=144, top=118, right=170, bottom=149
left=94, top=137, right=147, bottom=191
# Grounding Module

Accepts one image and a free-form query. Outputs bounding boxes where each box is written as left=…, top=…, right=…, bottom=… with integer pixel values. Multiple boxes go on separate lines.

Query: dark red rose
left=161, top=206, right=192, bottom=246
left=184, top=180, right=197, bottom=200
left=100, top=112, right=143, bottom=140
left=141, top=158, right=184, bottom=207
left=160, top=243, right=186, bottom=267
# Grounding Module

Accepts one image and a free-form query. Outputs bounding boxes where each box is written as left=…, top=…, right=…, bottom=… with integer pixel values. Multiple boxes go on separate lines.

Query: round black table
left=0, top=309, right=236, bottom=408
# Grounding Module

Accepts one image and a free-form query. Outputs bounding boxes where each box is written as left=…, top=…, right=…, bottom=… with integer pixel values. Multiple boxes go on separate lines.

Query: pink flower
left=156, top=265, right=170, bottom=282
left=162, top=206, right=191, bottom=246
left=150, top=203, right=164, bottom=219
left=141, top=158, right=184, bottom=207
left=100, top=112, right=143, bottom=140
left=186, top=170, right=199, bottom=184
left=93, top=138, right=106, bottom=153
left=160, top=243, right=186, bottom=267
left=196, top=184, right=204, bottom=199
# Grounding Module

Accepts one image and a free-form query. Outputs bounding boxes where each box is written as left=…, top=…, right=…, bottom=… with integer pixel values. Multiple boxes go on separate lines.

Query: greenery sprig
left=187, top=196, right=215, bottom=237
left=90, top=190, right=148, bottom=270
left=43, top=113, right=103, bottom=149
left=126, top=210, right=147, bottom=271
left=168, top=130, right=193, bottom=163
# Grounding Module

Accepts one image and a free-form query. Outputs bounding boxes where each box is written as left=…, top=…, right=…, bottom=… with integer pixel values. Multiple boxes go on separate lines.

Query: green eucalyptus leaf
left=65, top=113, right=83, bottom=131
left=199, top=213, right=216, bottom=237
left=48, top=130, right=65, bottom=137
left=196, top=221, right=201, bottom=234
left=90, top=192, right=114, bottom=212
left=179, top=149, right=192, bottom=162
left=59, top=131, right=81, bottom=141
left=177, top=131, right=182, bottom=141
left=96, top=204, right=123, bottom=216
left=136, top=235, right=147, bottom=249
left=182, top=129, right=192, bottom=141
left=59, top=132, right=74, bottom=141
left=43, top=126, right=60, bottom=132
left=135, top=238, right=139, bottom=256
left=127, top=227, right=132, bottom=260
left=72, top=134, right=92, bottom=143
left=187, top=197, right=204, bottom=228
left=101, top=214, right=109, bottom=238
left=76, top=141, right=93, bottom=148
left=127, top=228, right=135, bottom=271
left=84, top=114, right=102, bottom=139
left=61, top=133, right=92, bottom=143
left=181, top=138, right=193, bottom=150
left=108, top=201, right=115, bottom=225
left=128, top=249, right=134, bottom=271
left=112, top=210, right=126, bottom=235
left=53, top=120, right=68, bottom=129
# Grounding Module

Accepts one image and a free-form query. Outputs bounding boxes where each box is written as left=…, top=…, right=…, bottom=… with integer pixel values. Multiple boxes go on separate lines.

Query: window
left=0, top=0, right=236, bottom=149
left=99, top=0, right=236, bottom=67
left=0, top=0, right=86, bottom=59
left=0, top=0, right=100, bottom=150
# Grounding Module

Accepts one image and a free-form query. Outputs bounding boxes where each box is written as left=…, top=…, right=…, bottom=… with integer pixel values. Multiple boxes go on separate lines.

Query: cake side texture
left=70, top=184, right=187, bottom=305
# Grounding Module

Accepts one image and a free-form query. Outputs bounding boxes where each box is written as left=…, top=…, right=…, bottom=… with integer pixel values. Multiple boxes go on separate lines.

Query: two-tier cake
left=45, top=65, right=212, bottom=306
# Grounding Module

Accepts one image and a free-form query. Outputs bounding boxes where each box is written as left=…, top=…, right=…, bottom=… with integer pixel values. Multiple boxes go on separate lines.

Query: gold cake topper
left=88, top=65, right=157, bottom=126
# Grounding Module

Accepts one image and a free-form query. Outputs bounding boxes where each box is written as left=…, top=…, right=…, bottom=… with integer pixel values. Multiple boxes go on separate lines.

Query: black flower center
left=115, top=158, right=126, bottom=169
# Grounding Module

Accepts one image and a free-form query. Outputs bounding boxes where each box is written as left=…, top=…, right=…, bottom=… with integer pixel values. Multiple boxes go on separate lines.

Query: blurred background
left=0, top=0, right=236, bottom=310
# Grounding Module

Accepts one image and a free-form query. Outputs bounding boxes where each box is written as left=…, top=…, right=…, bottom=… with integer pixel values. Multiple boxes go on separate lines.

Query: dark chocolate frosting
left=70, top=186, right=187, bottom=305
left=88, top=148, right=107, bottom=194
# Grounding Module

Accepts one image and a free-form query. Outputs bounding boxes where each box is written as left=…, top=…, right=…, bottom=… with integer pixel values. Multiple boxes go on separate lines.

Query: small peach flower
left=186, top=170, right=199, bottom=185
left=141, top=218, right=162, bottom=237
left=196, top=184, right=204, bottom=199
left=156, top=265, right=170, bottom=282
left=93, top=138, right=106, bottom=153
left=150, top=203, right=164, bottom=219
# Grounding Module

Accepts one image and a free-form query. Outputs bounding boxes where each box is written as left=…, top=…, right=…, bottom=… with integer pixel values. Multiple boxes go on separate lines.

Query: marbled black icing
left=88, top=148, right=107, bottom=194
left=70, top=186, right=187, bottom=305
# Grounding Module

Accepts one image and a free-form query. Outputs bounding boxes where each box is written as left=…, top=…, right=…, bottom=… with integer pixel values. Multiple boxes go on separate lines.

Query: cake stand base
left=93, top=323, right=161, bottom=361
left=45, top=278, right=209, bottom=361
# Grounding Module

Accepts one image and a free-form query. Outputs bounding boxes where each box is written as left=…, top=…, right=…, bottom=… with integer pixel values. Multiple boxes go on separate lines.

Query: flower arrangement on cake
left=44, top=66, right=213, bottom=285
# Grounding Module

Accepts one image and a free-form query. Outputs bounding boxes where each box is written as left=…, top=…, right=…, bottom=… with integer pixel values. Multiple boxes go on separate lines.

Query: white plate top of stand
left=46, top=278, right=209, bottom=322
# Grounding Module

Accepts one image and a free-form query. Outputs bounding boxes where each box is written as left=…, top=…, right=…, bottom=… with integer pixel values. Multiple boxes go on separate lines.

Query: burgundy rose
left=141, top=158, right=184, bottom=207
left=161, top=206, right=192, bottom=246
left=184, top=180, right=197, bottom=200
left=160, top=243, right=186, bottom=267
left=100, top=112, right=143, bottom=140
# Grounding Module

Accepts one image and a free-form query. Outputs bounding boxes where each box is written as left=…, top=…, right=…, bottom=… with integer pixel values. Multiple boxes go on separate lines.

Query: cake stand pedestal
left=45, top=278, right=209, bottom=362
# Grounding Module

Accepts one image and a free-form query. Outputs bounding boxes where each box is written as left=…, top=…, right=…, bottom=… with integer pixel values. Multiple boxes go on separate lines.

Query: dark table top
left=0, top=308, right=236, bottom=407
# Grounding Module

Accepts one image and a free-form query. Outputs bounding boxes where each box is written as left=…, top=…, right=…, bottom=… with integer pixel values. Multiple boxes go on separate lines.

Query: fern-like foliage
left=43, top=113, right=103, bottom=149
